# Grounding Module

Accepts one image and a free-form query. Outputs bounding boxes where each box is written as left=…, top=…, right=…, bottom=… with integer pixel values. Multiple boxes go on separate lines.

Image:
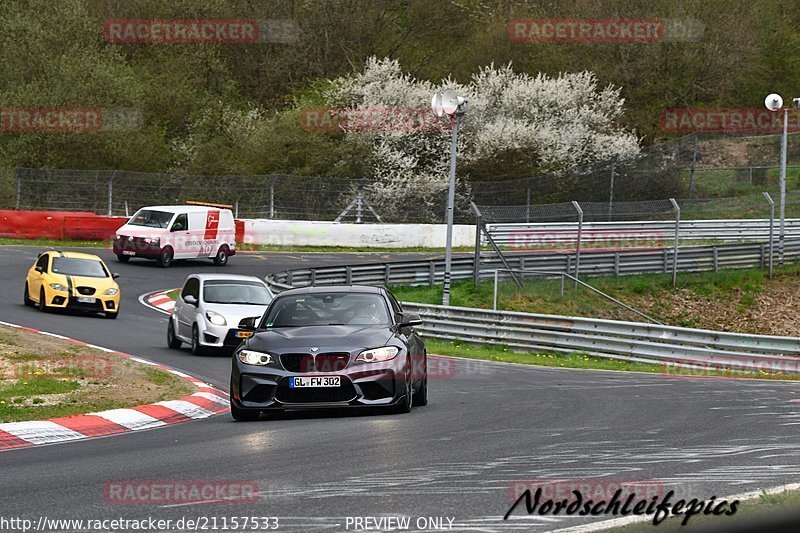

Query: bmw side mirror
left=239, top=317, right=257, bottom=330
left=400, top=313, right=422, bottom=327
left=184, top=295, right=198, bottom=306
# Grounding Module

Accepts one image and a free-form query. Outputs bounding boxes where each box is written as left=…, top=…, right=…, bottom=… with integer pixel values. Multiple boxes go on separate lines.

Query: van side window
left=171, top=213, right=188, bottom=232
left=35, top=254, right=49, bottom=273
left=181, top=278, right=200, bottom=300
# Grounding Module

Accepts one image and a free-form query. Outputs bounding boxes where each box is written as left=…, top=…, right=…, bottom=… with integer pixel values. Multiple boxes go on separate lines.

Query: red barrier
left=1, top=209, right=246, bottom=243
left=0, top=210, right=126, bottom=240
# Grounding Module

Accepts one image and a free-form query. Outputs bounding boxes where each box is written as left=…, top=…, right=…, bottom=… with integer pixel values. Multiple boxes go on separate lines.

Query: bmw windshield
left=261, top=292, right=391, bottom=327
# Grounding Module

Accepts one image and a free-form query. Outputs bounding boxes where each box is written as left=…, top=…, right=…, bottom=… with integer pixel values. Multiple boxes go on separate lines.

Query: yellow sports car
left=24, top=251, right=121, bottom=319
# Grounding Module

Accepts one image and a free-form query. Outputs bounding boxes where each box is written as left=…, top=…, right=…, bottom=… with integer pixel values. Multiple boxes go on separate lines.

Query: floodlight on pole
left=764, top=93, right=799, bottom=266
left=431, top=88, right=467, bottom=306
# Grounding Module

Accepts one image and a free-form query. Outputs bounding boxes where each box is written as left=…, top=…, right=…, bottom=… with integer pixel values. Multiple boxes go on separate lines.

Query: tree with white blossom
left=326, top=57, right=640, bottom=220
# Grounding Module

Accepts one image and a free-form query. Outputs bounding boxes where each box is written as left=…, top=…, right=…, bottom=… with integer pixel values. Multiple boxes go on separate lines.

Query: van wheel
left=116, top=254, right=130, bottom=263
left=213, top=246, right=229, bottom=266
left=157, top=247, right=173, bottom=268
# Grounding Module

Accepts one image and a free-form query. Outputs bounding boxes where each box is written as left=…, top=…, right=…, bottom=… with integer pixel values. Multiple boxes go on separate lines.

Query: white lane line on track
left=93, top=409, right=167, bottom=431
left=547, top=481, right=800, bottom=532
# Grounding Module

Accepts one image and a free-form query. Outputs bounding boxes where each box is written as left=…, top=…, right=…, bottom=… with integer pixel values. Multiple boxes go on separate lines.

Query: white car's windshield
left=129, top=209, right=173, bottom=228
left=203, top=281, right=273, bottom=305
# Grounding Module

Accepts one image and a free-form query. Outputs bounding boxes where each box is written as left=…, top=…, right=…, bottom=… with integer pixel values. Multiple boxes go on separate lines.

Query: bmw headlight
left=238, top=350, right=272, bottom=366
left=356, top=346, right=399, bottom=363
left=206, top=310, right=226, bottom=326
left=49, top=283, right=68, bottom=292
left=104, top=288, right=119, bottom=295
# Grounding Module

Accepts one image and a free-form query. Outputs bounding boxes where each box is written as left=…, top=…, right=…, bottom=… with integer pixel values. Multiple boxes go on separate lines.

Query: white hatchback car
left=167, top=274, right=274, bottom=354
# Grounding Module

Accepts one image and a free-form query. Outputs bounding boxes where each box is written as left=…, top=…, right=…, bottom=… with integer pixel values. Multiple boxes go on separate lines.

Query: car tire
left=392, top=366, right=413, bottom=414
left=167, top=319, right=182, bottom=349
left=157, top=247, right=173, bottom=268
left=23, top=283, right=33, bottom=307
left=104, top=311, right=118, bottom=319
left=116, top=254, right=130, bottom=263
left=213, top=245, right=229, bottom=266
left=230, top=402, right=260, bottom=421
left=38, top=288, right=49, bottom=313
left=190, top=324, right=204, bottom=355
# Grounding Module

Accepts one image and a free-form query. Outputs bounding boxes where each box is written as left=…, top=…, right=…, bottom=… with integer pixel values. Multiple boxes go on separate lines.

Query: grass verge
left=0, top=325, right=194, bottom=423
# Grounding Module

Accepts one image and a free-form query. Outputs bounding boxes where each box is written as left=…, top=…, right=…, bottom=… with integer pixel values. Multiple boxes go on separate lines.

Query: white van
left=113, top=205, right=236, bottom=267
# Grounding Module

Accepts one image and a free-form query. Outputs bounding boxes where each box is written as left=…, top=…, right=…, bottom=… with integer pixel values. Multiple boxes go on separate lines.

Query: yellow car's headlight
left=104, top=288, right=119, bottom=295
left=49, top=283, right=68, bottom=292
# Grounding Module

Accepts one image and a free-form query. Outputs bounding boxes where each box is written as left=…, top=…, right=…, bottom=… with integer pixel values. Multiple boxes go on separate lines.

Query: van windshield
left=129, top=210, right=173, bottom=229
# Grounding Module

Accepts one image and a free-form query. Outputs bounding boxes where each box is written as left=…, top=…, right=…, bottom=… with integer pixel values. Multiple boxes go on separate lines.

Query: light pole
left=432, top=89, right=467, bottom=306
left=765, top=93, right=800, bottom=265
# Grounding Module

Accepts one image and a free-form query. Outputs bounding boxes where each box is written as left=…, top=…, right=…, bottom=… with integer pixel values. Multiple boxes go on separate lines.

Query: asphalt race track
left=1, top=245, right=800, bottom=532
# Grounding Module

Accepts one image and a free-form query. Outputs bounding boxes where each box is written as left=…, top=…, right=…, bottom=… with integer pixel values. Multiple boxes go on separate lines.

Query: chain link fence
left=1, top=132, right=798, bottom=223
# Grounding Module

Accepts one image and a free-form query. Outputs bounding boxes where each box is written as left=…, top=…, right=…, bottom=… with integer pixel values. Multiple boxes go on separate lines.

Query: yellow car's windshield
left=51, top=258, right=108, bottom=278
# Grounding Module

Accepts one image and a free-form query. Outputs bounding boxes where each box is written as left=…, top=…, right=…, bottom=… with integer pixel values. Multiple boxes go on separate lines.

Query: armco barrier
left=267, top=239, right=800, bottom=288
left=487, top=218, right=800, bottom=248
left=265, top=239, right=800, bottom=371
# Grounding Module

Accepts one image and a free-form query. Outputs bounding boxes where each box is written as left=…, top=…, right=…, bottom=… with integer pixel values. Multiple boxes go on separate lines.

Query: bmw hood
left=247, top=325, right=394, bottom=352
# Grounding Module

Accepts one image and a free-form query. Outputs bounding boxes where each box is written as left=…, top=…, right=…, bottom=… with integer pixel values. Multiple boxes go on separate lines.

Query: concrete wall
left=241, top=219, right=476, bottom=248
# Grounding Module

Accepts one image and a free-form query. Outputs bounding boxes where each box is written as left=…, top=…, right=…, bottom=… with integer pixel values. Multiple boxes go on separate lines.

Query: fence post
left=355, top=179, right=364, bottom=224
left=15, top=168, right=21, bottom=210
left=669, top=198, right=680, bottom=288
left=688, top=133, right=698, bottom=199
left=608, top=158, right=616, bottom=219
left=108, top=170, right=117, bottom=216
left=764, top=192, right=775, bottom=279
left=572, top=201, right=583, bottom=288
left=526, top=179, right=532, bottom=223
left=473, top=204, right=482, bottom=286
left=269, top=175, right=277, bottom=219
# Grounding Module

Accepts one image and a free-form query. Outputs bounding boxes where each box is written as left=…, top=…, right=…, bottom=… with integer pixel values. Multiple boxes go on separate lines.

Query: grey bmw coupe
left=229, top=285, right=428, bottom=420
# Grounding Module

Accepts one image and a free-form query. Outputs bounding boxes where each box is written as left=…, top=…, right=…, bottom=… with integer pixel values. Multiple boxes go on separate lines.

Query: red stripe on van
left=204, top=209, right=220, bottom=240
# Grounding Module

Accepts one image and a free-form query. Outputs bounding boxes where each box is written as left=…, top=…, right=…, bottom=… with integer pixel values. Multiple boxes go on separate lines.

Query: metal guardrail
left=401, top=303, right=800, bottom=371
left=485, top=218, right=800, bottom=247
left=265, top=239, right=800, bottom=372
left=266, top=239, right=800, bottom=289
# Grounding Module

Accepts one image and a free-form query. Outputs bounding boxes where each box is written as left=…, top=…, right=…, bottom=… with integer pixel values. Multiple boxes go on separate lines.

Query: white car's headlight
left=356, top=346, right=399, bottom=363
left=49, top=283, right=68, bottom=291
left=114, top=234, right=121, bottom=240
left=238, top=350, right=272, bottom=366
left=104, top=288, right=119, bottom=295
left=143, top=237, right=160, bottom=245
left=206, top=310, right=227, bottom=326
